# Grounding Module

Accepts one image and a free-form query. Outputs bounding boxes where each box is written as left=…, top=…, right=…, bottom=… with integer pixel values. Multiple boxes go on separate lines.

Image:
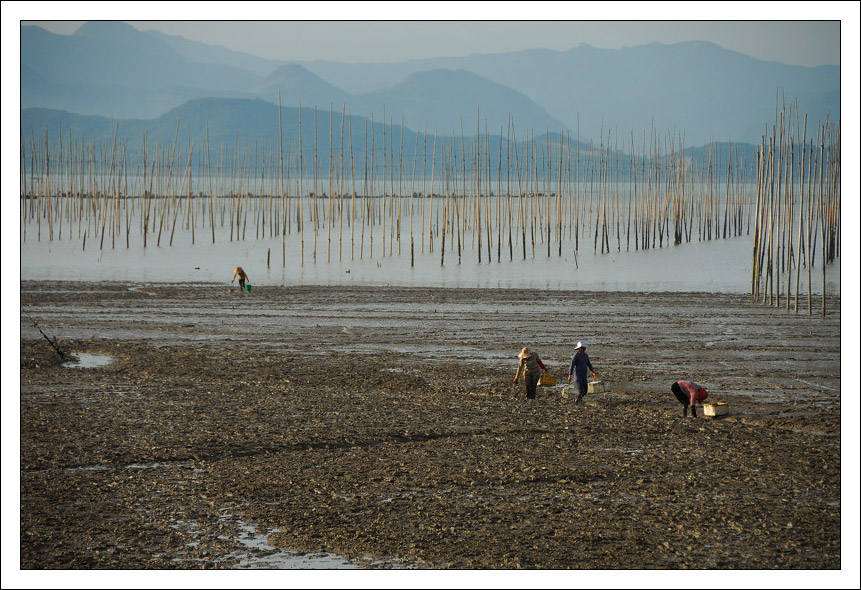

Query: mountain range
left=20, top=21, right=840, bottom=152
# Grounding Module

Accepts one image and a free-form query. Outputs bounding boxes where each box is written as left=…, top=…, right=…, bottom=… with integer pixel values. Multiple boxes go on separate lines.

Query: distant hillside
left=20, top=23, right=840, bottom=146
left=249, top=64, right=351, bottom=108
left=21, top=98, right=758, bottom=182
left=20, top=22, right=259, bottom=118
left=21, top=23, right=566, bottom=137
left=299, top=41, right=840, bottom=146
left=352, top=69, right=564, bottom=135
left=146, top=29, right=282, bottom=78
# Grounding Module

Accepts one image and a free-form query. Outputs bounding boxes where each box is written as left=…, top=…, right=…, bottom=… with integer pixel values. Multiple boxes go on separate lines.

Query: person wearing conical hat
left=567, top=341, right=597, bottom=404
left=513, top=346, right=547, bottom=400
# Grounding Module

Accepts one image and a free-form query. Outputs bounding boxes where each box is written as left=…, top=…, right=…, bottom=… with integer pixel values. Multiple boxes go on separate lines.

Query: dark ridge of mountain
left=21, top=98, right=401, bottom=153
left=241, top=65, right=560, bottom=138
left=22, top=99, right=759, bottom=184
left=20, top=107, right=118, bottom=140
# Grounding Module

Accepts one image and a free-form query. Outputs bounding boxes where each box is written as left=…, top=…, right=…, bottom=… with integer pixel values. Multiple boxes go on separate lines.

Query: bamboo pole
left=397, top=117, right=404, bottom=258
left=313, top=106, right=319, bottom=263
left=349, top=110, right=357, bottom=262
left=368, top=114, right=375, bottom=259
left=507, top=117, right=513, bottom=261
left=341, top=105, right=348, bottom=263
left=429, top=131, right=437, bottom=254
left=410, top=121, right=418, bottom=267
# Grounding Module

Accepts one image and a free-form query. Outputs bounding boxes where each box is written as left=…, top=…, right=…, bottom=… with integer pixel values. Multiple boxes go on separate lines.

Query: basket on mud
left=539, top=374, right=557, bottom=386
left=588, top=380, right=609, bottom=393
left=702, top=402, right=729, bottom=418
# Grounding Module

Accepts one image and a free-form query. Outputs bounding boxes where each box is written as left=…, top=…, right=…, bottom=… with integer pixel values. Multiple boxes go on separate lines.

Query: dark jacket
left=568, top=351, right=594, bottom=383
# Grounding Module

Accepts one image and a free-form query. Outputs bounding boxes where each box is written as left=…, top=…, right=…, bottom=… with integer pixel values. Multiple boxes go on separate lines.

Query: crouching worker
left=671, top=380, right=709, bottom=417
left=232, top=266, right=250, bottom=292
left=514, top=347, right=547, bottom=400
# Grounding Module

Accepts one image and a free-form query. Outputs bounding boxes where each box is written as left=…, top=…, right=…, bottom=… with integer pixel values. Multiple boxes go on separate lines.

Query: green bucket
left=244, top=284, right=252, bottom=292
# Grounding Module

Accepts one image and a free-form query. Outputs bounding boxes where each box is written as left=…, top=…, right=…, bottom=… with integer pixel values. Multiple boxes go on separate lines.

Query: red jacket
left=677, top=381, right=709, bottom=406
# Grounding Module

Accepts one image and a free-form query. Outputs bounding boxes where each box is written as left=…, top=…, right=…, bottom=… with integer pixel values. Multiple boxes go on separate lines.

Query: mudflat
left=19, top=281, right=841, bottom=569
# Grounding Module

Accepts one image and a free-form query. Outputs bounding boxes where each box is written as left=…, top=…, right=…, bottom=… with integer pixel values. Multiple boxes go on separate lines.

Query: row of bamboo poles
left=750, top=101, right=840, bottom=315
left=21, top=104, right=839, bottom=313
left=20, top=120, right=755, bottom=259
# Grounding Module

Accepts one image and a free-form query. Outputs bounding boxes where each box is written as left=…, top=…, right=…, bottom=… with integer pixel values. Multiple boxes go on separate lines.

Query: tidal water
left=18, top=197, right=840, bottom=294
left=20, top=231, right=841, bottom=295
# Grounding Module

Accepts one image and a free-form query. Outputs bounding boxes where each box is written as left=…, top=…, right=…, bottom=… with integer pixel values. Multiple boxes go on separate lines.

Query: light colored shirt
left=514, top=352, right=547, bottom=381
left=232, top=267, right=249, bottom=282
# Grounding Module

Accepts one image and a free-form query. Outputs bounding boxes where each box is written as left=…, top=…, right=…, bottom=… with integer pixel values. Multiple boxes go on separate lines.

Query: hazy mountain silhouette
left=22, top=97, right=757, bottom=185
left=20, top=23, right=840, bottom=146
left=350, top=68, right=564, bottom=135
left=249, top=64, right=351, bottom=108
left=299, top=41, right=840, bottom=145
left=21, top=24, right=559, bottom=136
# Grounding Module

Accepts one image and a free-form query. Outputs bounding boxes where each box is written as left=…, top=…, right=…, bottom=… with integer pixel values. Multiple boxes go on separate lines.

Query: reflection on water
left=21, top=231, right=840, bottom=295
left=229, top=520, right=362, bottom=570
left=20, top=198, right=840, bottom=294
left=61, top=352, right=114, bottom=369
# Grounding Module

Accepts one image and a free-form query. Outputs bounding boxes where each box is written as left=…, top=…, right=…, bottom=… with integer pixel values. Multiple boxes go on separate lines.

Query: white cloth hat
left=575, top=341, right=586, bottom=349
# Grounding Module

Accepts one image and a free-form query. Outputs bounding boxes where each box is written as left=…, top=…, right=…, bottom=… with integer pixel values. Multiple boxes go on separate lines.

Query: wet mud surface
left=19, top=282, right=842, bottom=569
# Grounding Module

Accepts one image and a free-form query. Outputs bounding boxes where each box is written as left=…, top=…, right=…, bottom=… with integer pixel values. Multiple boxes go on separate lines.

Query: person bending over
left=232, top=266, right=250, bottom=291
left=671, top=380, right=709, bottom=417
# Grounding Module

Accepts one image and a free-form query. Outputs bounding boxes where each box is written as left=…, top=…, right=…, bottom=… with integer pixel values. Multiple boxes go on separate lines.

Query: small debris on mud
left=19, top=282, right=841, bottom=569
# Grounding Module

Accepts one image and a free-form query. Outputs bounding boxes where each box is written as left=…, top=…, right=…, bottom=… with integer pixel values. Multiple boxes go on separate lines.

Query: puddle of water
left=229, top=520, right=362, bottom=569
left=126, top=461, right=192, bottom=470
left=165, top=511, right=378, bottom=569
left=600, top=447, right=644, bottom=454
left=61, top=352, right=114, bottom=369
left=47, top=464, right=109, bottom=473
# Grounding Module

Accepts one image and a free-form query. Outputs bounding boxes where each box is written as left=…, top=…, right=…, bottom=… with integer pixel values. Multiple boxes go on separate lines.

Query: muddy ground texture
left=19, top=282, right=841, bottom=569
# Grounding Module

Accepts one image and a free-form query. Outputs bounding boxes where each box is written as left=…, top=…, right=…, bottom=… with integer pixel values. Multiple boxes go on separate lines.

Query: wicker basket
left=539, top=374, right=558, bottom=386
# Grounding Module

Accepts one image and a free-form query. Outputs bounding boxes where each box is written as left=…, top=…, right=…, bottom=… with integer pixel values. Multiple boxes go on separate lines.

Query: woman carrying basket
left=513, top=347, right=548, bottom=400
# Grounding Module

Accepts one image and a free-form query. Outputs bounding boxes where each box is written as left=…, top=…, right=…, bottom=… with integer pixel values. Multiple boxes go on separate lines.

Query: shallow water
left=20, top=220, right=840, bottom=294
left=60, top=352, right=114, bottom=369
left=224, top=519, right=362, bottom=569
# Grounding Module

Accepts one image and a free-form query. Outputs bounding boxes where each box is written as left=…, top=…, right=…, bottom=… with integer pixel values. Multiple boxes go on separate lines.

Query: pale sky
left=12, top=2, right=855, bottom=67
